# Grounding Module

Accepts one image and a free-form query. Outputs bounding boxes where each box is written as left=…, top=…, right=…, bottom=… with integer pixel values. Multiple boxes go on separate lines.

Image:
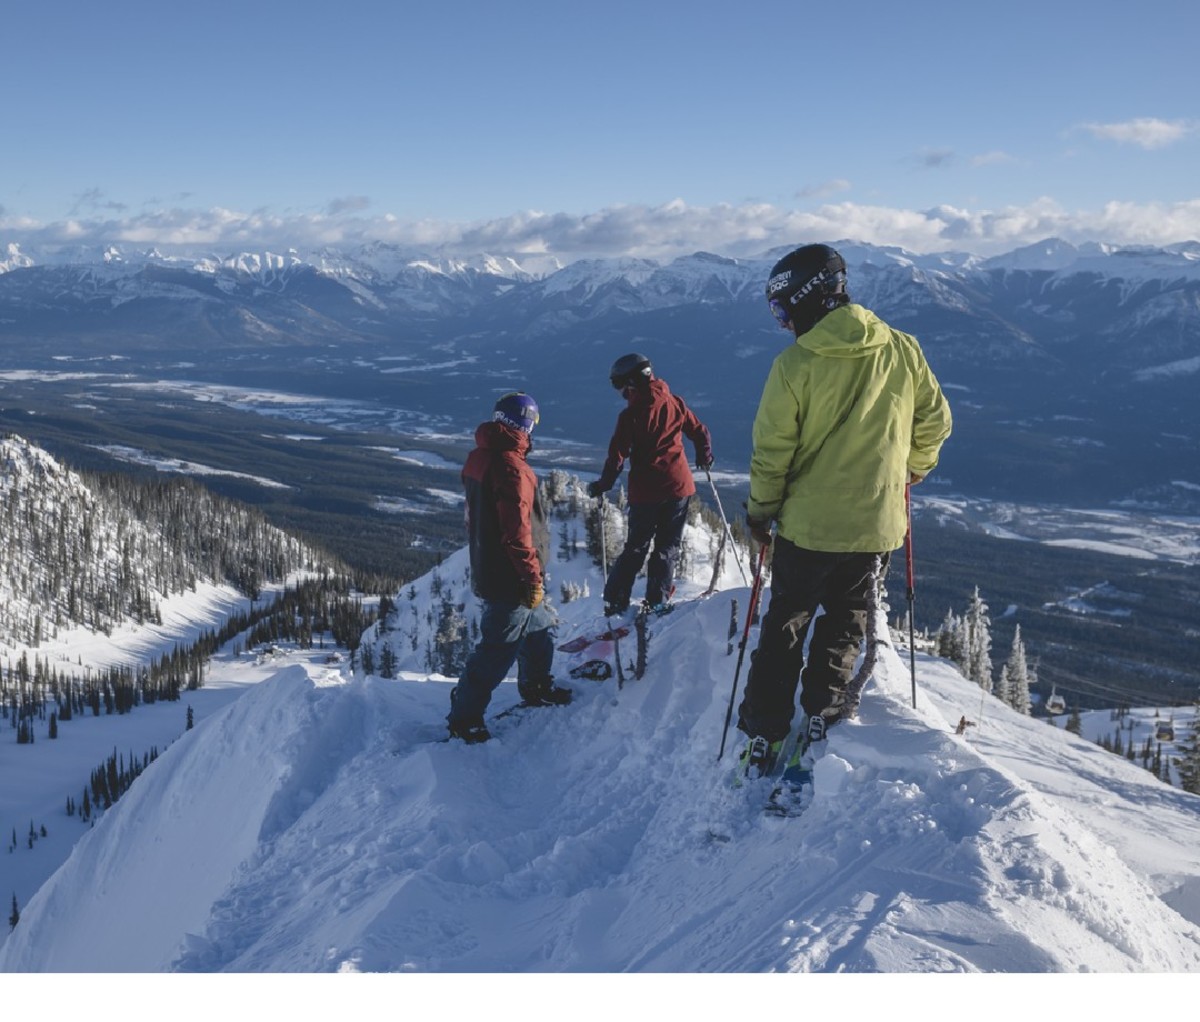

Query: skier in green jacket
left=737, top=243, right=951, bottom=771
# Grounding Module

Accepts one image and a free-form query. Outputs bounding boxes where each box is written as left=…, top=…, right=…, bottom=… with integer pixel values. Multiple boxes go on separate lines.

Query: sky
left=2, top=0, right=1199, bottom=260
left=3, top=477, right=1200, bottom=1006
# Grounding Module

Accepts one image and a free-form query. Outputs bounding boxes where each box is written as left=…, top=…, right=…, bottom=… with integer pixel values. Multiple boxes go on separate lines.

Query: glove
left=520, top=579, right=544, bottom=609
left=695, top=455, right=714, bottom=471
left=586, top=480, right=606, bottom=498
left=746, top=514, right=773, bottom=548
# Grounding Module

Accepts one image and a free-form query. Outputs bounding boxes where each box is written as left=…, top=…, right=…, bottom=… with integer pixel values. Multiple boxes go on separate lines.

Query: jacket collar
left=475, top=420, right=531, bottom=456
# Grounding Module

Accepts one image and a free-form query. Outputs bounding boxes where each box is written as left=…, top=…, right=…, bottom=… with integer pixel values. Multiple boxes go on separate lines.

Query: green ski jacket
left=747, top=303, right=951, bottom=553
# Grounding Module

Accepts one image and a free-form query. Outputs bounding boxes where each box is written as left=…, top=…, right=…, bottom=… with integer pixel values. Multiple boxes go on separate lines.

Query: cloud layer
left=4, top=196, right=1200, bottom=265
left=1081, top=118, right=1197, bottom=149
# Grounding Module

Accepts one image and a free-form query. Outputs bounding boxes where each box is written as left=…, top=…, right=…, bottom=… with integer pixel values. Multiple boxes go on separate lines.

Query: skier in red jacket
left=447, top=392, right=571, bottom=744
left=587, top=354, right=713, bottom=616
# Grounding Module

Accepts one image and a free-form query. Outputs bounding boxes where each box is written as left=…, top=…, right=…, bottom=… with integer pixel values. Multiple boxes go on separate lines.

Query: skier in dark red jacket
left=587, top=354, right=713, bottom=616
left=447, top=392, right=571, bottom=744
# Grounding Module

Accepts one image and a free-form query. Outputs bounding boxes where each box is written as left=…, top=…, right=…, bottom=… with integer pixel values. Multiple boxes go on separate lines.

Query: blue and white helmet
left=493, top=391, right=540, bottom=433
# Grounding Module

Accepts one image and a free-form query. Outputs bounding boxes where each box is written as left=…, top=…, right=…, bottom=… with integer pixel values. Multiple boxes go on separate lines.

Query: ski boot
left=518, top=681, right=574, bottom=707
left=737, top=735, right=783, bottom=781
left=805, top=713, right=827, bottom=745
left=447, top=721, right=491, bottom=745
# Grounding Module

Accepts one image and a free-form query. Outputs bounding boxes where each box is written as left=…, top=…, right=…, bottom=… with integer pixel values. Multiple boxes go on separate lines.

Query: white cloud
left=970, top=151, right=1016, bottom=167
left=1081, top=118, right=1196, bottom=149
left=3, top=196, right=1200, bottom=263
left=796, top=179, right=852, bottom=199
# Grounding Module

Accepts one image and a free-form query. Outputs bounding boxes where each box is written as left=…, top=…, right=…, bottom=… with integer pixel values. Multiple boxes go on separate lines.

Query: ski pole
left=905, top=483, right=917, bottom=709
left=703, top=467, right=748, bottom=586
left=717, top=539, right=769, bottom=761
left=598, top=492, right=609, bottom=585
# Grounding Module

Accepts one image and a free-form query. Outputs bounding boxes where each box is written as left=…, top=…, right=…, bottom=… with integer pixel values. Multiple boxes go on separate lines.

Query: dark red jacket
left=462, top=421, right=549, bottom=603
left=596, top=378, right=713, bottom=503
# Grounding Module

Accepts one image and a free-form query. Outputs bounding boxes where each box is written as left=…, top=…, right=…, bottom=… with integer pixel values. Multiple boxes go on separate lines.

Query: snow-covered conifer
left=1004, top=626, right=1033, bottom=715
left=964, top=588, right=993, bottom=690
left=994, top=663, right=1011, bottom=706
left=1175, top=703, right=1200, bottom=795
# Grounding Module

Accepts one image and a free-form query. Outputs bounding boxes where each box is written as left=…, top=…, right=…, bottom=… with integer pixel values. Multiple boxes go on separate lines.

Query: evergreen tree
left=993, top=663, right=1012, bottom=708
left=964, top=587, right=993, bottom=690
left=1065, top=706, right=1083, bottom=736
left=434, top=600, right=468, bottom=677
left=1175, top=702, right=1200, bottom=795
left=1003, top=626, right=1033, bottom=715
left=379, top=643, right=397, bottom=679
left=8, top=893, right=17, bottom=931
left=934, top=609, right=964, bottom=664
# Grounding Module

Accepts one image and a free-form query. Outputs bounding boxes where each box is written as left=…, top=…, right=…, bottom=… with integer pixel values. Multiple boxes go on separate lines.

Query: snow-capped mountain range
left=4, top=235, right=1199, bottom=340
left=2, top=235, right=1198, bottom=512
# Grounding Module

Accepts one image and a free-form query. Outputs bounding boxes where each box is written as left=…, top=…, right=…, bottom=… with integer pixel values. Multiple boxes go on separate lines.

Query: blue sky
left=2, top=0, right=1198, bottom=260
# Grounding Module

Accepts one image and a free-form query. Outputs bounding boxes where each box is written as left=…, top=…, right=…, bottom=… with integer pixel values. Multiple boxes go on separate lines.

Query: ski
left=556, top=623, right=631, bottom=654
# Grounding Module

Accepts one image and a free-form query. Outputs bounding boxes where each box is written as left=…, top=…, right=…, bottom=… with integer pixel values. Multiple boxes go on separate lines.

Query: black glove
left=586, top=480, right=606, bottom=498
left=695, top=455, right=714, bottom=471
left=746, top=513, right=773, bottom=548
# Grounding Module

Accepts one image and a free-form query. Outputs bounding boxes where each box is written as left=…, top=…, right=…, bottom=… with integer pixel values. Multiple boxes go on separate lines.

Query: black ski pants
left=737, top=539, right=887, bottom=742
left=602, top=496, right=690, bottom=610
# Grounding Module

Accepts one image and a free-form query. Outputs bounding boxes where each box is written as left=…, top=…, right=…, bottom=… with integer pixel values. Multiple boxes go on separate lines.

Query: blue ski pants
left=447, top=599, right=556, bottom=727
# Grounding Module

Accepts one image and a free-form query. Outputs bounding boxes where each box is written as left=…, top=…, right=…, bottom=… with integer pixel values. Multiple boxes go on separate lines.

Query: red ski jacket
left=596, top=378, right=713, bottom=504
left=462, top=421, right=549, bottom=603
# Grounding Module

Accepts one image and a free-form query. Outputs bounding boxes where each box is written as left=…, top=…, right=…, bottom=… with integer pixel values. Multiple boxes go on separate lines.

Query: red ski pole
left=905, top=483, right=917, bottom=709
left=717, top=540, right=769, bottom=761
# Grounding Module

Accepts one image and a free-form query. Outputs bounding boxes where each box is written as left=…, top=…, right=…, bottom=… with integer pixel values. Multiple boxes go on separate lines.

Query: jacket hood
left=628, top=377, right=672, bottom=409
left=475, top=420, right=530, bottom=455
left=796, top=304, right=889, bottom=358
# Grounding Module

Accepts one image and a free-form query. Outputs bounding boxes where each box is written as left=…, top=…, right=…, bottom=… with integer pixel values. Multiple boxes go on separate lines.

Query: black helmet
left=609, top=353, right=653, bottom=391
left=765, top=244, right=849, bottom=331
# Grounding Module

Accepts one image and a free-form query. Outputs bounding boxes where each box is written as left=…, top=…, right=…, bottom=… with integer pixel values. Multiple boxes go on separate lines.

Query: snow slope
left=3, top=501, right=1199, bottom=973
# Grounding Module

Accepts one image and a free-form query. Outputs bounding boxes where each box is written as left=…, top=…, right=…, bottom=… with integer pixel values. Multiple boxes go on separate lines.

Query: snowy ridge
left=3, top=486, right=1199, bottom=973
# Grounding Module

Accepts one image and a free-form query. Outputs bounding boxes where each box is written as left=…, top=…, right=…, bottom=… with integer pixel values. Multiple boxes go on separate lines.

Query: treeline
left=3, top=646, right=204, bottom=745
left=0, top=434, right=340, bottom=647
left=3, top=574, right=381, bottom=745
left=71, top=745, right=162, bottom=821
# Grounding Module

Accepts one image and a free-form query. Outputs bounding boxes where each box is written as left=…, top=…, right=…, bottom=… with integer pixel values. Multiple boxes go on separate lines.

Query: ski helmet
left=765, top=244, right=849, bottom=331
left=492, top=391, right=540, bottom=433
left=609, top=353, right=653, bottom=391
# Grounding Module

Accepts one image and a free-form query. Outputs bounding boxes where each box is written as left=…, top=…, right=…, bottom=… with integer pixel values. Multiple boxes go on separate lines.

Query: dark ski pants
left=602, top=496, right=690, bottom=610
left=737, top=539, right=887, bottom=742
left=447, top=599, right=555, bottom=727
